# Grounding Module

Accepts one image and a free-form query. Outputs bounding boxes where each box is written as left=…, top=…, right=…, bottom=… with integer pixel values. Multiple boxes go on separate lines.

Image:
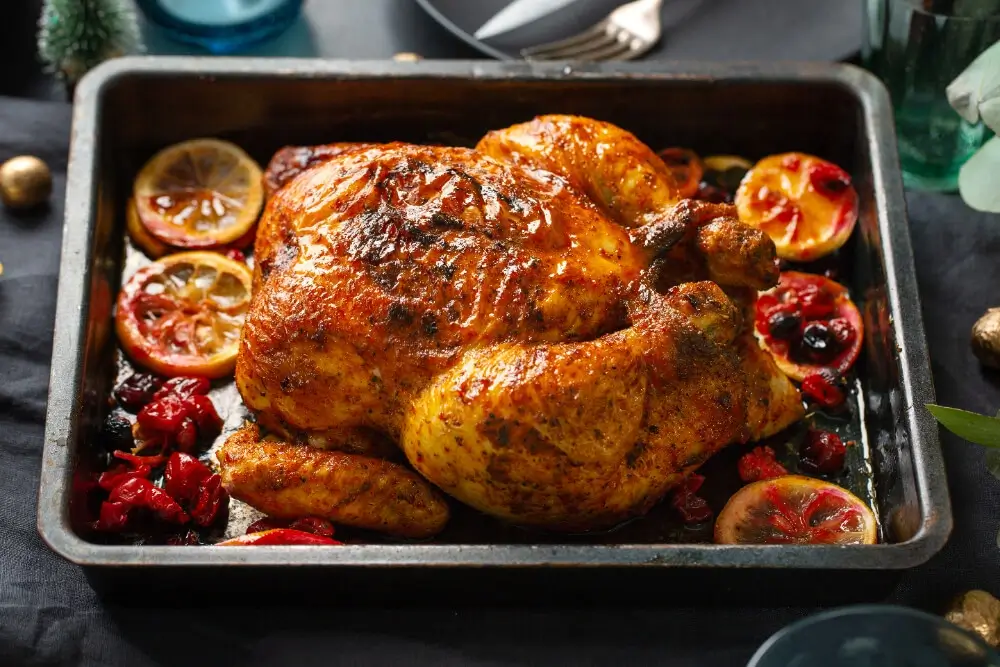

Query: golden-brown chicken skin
left=218, top=425, right=449, bottom=538
left=220, top=115, right=803, bottom=534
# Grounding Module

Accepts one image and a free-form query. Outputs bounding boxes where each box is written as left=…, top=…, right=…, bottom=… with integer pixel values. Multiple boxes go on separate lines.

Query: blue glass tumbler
left=135, top=0, right=304, bottom=54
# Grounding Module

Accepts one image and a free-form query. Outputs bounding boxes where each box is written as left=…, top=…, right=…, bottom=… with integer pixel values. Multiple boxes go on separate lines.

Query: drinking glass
left=862, top=0, right=1000, bottom=191
left=747, top=605, right=1000, bottom=667
left=135, top=0, right=304, bottom=54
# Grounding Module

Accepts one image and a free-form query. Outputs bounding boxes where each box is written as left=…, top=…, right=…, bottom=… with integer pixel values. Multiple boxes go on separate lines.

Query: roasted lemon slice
left=714, top=475, right=877, bottom=545
left=126, top=197, right=171, bottom=259
left=735, top=152, right=858, bottom=262
left=134, top=139, right=263, bottom=249
left=115, top=251, right=253, bottom=379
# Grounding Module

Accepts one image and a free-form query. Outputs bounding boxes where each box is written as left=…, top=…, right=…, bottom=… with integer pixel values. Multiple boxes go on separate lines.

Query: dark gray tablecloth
left=1, top=88, right=999, bottom=666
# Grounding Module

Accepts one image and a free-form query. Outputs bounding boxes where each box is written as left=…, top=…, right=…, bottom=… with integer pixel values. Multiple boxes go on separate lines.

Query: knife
left=474, top=0, right=583, bottom=40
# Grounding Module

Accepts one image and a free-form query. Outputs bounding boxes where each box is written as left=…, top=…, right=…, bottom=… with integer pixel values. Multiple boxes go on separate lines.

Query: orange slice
left=735, top=152, right=858, bottom=262
left=715, top=475, right=877, bottom=545
left=115, top=251, right=253, bottom=379
left=754, top=271, right=864, bottom=381
left=133, top=139, right=263, bottom=249
left=657, top=147, right=704, bottom=198
left=126, top=197, right=171, bottom=259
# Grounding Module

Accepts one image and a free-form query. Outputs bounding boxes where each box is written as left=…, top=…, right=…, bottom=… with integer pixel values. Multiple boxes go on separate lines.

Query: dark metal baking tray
left=38, top=57, right=951, bottom=580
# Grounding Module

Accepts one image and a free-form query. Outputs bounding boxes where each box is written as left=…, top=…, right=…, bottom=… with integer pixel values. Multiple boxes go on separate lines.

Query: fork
left=521, top=0, right=665, bottom=62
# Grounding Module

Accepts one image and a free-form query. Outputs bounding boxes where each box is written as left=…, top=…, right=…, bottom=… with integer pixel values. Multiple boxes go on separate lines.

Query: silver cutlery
left=521, top=0, right=665, bottom=61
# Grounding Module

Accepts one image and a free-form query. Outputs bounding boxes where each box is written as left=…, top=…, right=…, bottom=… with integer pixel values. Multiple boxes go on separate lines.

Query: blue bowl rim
left=747, top=604, right=1000, bottom=666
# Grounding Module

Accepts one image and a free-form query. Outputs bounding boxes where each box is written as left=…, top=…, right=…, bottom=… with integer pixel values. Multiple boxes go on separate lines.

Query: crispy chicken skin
left=220, top=115, right=802, bottom=534
left=219, top=424, right=449, bottom=538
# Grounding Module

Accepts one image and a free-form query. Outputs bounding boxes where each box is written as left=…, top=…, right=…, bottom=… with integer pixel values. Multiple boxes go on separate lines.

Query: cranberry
left=190, top=473, right=227, bottom=527
left=175, top=417, right=198, bottom=452
left=183, top=394, right=223, bottom=438
left=796, top=283, right=835, bottom=319
left=801, top=429, right=847, bottom=474
left=113, top=373, right=163, bottom=412
left=696, top=182, right=731, bottom=203
left=670, top=474, right=714, bottom=524
left=738, top=446, right=788, bottom=483
left=767, top=311, right=802, bottom=341
left=799, top=322, right=840, bottom=364
left=153, top=376, right=210, bottom=401
left=808, top=162, right=852, bottom=198
left=137, top=394, right=189, bottom=435
left=101, top=411, right=134, bottom=451
left=801, top=370, right=847, bottom=408
left=224, top=248, right=247, bottom=263
left=828, top=317, right=855, bottom=346
left=289, top=517, right=336, bottom=538
left=164, top=452, right=212, bottom=502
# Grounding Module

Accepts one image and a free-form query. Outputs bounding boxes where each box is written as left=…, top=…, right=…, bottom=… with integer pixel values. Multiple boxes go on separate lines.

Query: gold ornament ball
left=945, top=589, right=1000, bottom=647
left=0, top=156, right=52, bottom=209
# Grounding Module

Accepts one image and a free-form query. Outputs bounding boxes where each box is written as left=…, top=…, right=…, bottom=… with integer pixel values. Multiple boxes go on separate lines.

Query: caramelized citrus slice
left=126, top=197, right=171, bottom=259
left=657, top=147, right=703, bottom=198
left=134, top=139, right=263, bottom=249
left=735, top=152, right=858, bottom=261
left=115, top=251, right=253, bottom=378
left=755, top=271, right=864, bottom=381
left=715, top=475, right=877, bottom=545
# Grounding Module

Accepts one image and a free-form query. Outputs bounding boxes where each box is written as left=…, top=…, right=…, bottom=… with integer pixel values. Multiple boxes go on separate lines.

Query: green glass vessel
left=862, top=0, right=1000, bottom=191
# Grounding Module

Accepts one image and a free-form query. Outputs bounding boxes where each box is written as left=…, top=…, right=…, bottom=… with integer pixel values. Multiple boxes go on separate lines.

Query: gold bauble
left=945, top=589, right=1000, bottom=647
left=0, top=156, right=52, bottom=209
left=972, top=307, right=1000, bottom=369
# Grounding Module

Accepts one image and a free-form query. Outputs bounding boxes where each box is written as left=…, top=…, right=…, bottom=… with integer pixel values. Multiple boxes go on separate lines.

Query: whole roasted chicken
left=218, top=115, right=803, bottom=537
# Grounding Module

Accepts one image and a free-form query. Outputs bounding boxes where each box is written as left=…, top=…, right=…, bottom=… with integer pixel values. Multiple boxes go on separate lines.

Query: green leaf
left=927, top=404, right=1000, bottom=447
left=958, top=136, right=1000, bottom=214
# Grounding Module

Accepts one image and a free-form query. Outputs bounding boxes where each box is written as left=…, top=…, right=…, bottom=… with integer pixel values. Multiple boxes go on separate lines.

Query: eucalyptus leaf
left=947, top=38, right=1000, bottom=125
left=926, top=404, right=1000, bottom=447
left=958, top=136, right=1000, bottom=213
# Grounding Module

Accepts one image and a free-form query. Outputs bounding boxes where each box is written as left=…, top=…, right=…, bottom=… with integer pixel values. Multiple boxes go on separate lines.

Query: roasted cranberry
left=670, top=474, right=714, bottom=524
left=767, top=311, right=802, bottom=340
left=738, top=446, right=788, bottom=483
left=175, top=417, right=198, bottom=453
left=224, top=248, right=247, bottom=263
left=153, top=376, right=210, bottom=401
left=137, top=394, right=189, bottom=435
left=799, top=322, right=840, bottom=363
left=696, top=182, right=731, bottom=203
left=190, top=473, right=227, bottom=527
left=796, top=283, right=835, bottom=319
left=801, top=369, right=846, bottom=408
left=801, top=429, right=847, bottom=474
left=808, top=163, right=852, bottom=198
left=183, top=394, right=223, bottom=438
left=164, top=452, right=212, bottom=502
left=827, top=317, right=855, bottom=346
left=289, top=517, right=336, bottom=538
left=113, top=373, right=163, bottom=412
left=101, top=411, right=134, bottom=451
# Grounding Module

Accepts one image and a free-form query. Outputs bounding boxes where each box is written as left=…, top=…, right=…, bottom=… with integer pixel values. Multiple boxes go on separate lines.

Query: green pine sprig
left=37, top=0, right=142, bottom=83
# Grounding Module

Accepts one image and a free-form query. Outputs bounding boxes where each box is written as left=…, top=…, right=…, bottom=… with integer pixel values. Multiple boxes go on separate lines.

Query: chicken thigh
left=219, top=116, right=803, bottom=535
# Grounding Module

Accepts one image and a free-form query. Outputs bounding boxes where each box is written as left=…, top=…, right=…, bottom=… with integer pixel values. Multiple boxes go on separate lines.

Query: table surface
left=1, top=2, right=1000, bottom=666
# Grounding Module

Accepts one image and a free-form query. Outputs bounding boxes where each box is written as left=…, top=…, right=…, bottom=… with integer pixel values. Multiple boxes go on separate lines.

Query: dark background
left=1, top=1, right=999, bottom=666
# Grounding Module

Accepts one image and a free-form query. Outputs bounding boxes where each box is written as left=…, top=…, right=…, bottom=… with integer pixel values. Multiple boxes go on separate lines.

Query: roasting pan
left=37, top=57, right=951, bottom=601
